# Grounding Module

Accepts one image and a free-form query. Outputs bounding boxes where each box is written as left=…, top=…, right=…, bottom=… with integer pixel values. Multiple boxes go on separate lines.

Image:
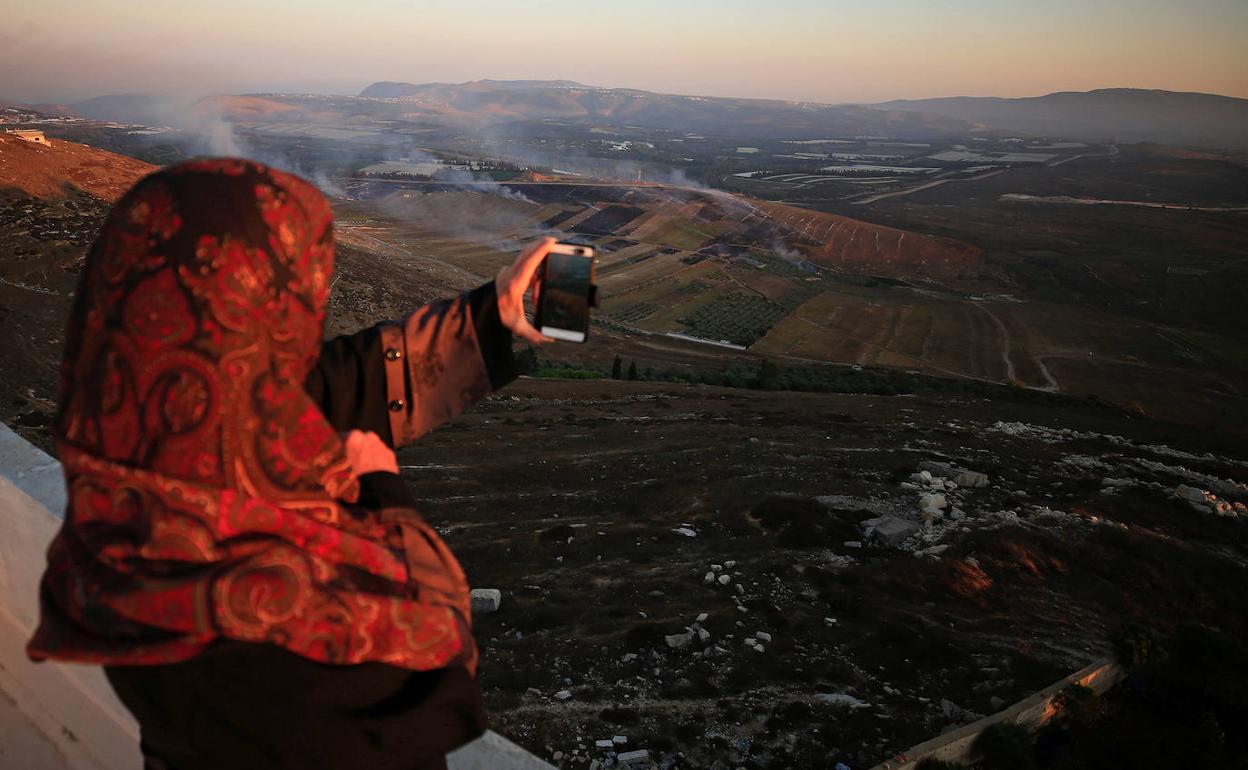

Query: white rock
left=554, top=689, right=573, bottom=701
left=697, top=627, right=711, bottom=643
left=617, top=749, right=650, bottom=766
left=470, top=588, right=502, bottom=614
left=665, top=632, right=693, bottom=650
left=703, top=571, right=715, bottom=584
left=753, top=644, right=766, bottom=653
left=755, top=631, right=772, bottom=643
left=711, top=564, right=723, bottom=572
left=735, top=583, right=745, bottom=594
left=919, top=493, right=947, bottom=512
left=814, top=692, right=870, bottom=709
left=725, top=560, right=737, bottom=568
left=718, top=574, right=732, bottom=585
left=695, top=612, right=709, bottom=623
left=844, top=540, right=863, bottom=548
left=596, top=739, right=615, bottom=749
left=673, top=527, right=697, bottom=537
left=613, top=735, right=628, bottom=745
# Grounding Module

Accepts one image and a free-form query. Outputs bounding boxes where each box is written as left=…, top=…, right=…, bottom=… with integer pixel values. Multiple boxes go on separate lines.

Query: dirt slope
left=0, top=134, right=155, bottom=201
left=754, top=199, right=985, bottom=277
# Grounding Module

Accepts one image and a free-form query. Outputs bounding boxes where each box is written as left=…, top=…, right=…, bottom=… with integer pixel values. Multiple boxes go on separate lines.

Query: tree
left=611, top=354, right=623, bottom=380
left=627, top=361, right=638, bottom=381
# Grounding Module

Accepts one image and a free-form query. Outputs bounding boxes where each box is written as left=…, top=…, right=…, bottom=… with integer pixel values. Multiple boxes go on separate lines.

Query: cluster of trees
left=515, top=348, right=1093, bottom=410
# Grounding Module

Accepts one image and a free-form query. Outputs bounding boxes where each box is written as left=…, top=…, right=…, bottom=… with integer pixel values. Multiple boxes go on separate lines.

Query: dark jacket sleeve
left=305, top=282, right=516, bottom=448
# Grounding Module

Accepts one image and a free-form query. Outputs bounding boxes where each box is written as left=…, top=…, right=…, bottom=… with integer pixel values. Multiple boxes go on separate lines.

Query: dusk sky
left=3, top=0, right=1246, bottom=104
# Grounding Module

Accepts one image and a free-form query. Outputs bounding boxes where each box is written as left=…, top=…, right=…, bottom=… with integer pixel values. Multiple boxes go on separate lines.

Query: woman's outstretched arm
left=305, top=238, right=556, bottom=448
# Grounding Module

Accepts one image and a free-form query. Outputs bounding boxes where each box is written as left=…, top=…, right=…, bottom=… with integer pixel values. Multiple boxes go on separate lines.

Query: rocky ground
left=398, top=378, right=1248, bottom=770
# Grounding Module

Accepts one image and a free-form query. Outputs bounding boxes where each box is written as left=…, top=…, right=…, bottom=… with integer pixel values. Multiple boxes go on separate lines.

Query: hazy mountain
left=875, top=88, right=1248, bottom=149
left=356, top=79, right=970, bottom=139
left=69, top=93, right=175, bottom=126
left=362, top=79, right=587, bottom=98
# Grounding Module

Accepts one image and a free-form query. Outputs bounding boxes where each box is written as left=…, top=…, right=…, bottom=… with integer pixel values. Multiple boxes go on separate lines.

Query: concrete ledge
left=870, top=657, right=1125, bottom=769
left=0, top=422, right=552, bottom=770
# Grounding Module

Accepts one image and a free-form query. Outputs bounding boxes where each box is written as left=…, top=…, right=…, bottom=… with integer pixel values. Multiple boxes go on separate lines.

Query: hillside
left=0, top=133, right=155, bottom=201
left=876, top=88, right=1248, bottom=150
left=0, top=137, right=153, bottom=446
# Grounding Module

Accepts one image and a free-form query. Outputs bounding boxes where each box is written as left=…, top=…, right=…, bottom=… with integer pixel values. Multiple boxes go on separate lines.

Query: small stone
left=673, top=527, right=697, bottom=537
left=470, top=588, right=502, bottom=614
left=621, top=653, right=639, bottom=663
left=703, top=571, right=716, bottom=584
left=697, top=627, right=711, bottom=643
left=1174, top=484, right=1207, bottom=504
left=954, top=470, right=990, bottom=489
left=844, top=540, right=862, bottom=548
left=553, top=750, right=564, bottom=761
left=725, top=560, right=737, bottom=568
left=753, top=644, right=766, bottom=653
left=613, top=735, right=628, bottom=745
left=718, top=574, right=732, bottom=585
left=596, top=739, right=615, bottom=749
left=735, top=583, right=745, bottom=594
left=665, top=632, right=693, bottom=650
left=711, top=564, right=723, bottom=572
left=695, top=612, right=709, bottom=623
left=755, top=631, right=772, bottom=643
left=918, top=460, right=956, bottom=477
left=814, top=692, right=869, bottom=709
left=862, top=516, right=919, bottom=547
left=554, top=689, right=572, bottom=701
left=617, top=748, right=650, bottom=765
left=919, top=492, right=947, bottom=512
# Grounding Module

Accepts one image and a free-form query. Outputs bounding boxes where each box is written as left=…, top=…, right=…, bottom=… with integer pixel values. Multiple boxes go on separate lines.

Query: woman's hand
left=496, top=237, right=556, bottom=345
left=344, top=430, right=399, bottom=476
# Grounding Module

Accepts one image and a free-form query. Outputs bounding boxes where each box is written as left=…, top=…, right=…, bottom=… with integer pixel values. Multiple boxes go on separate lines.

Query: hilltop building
left=5, top=129, right=51, bottom=146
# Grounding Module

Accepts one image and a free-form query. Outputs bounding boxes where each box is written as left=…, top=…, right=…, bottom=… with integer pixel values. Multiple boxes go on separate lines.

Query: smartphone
left=535, top=243, right=596, bottom=343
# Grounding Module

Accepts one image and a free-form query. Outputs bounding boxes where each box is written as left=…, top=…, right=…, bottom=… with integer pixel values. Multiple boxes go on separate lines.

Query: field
left=317, top=150, right=1248, bottom=439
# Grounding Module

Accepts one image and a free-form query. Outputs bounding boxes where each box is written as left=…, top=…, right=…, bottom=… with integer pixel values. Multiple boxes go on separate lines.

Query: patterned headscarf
left=28, top=159, right=474, bottom=672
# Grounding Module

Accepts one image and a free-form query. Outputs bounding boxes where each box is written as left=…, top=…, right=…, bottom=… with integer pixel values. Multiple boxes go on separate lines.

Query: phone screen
left=539, top=253, right=593, bottom=342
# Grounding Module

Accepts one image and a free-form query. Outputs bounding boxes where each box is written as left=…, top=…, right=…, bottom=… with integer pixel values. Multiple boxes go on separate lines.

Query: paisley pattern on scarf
left=27, top=159, right=474, bottom=673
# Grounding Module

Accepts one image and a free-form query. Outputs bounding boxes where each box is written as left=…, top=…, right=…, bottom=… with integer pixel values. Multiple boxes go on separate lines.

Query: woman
left=26, top=158, right=556, bottom=770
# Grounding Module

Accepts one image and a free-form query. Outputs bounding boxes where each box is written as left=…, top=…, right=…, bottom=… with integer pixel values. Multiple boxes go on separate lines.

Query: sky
left=2, top=0, right=1246, bottom=105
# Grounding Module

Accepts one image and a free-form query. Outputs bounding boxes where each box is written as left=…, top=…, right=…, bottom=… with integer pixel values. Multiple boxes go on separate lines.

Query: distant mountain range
left=875, top=88, right=1248, bottom=149
left=359, top=79, right=964, bottom=140
left=359, top=80, right=1248, bottom=148
left=14, top=81, right=1248, bottom=149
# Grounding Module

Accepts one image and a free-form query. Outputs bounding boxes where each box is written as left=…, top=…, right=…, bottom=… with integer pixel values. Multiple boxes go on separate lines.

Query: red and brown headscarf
left=27, top=159, right=474, bottom=672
